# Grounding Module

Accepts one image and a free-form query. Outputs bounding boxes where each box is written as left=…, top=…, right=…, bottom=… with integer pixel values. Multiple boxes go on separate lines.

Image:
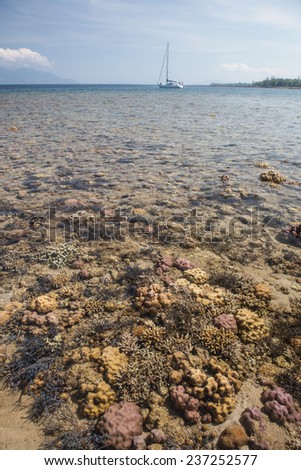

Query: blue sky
left=1, top=0, right=301, bottom=84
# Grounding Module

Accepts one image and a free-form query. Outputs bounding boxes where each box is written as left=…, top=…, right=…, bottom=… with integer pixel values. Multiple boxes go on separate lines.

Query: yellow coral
left=235, top=308, right=269, bottom=343
left=81, top=381, right=116, bottom=418
left=184, top=268, right=209, bottom=285
left=100, top=346, right=128, bottom=384
left=187, top=283, right=225, bottom=305
left=68, top=346, right=100, bottom=363
left=31, top=293, right=58, bottom=313
left=206, top=396, right=236, bottom=424
left=254, top=283, right=272, bottom=301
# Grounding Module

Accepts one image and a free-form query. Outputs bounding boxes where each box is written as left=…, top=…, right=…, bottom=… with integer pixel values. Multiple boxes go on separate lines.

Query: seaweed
left=3, top=336, right=62, bottom=391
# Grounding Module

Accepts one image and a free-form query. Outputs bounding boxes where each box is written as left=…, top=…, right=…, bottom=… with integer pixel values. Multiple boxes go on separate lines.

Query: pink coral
left=240, top=407, right=265, bottom=435
left=170, top=385, right=200, bottom=423
left=213, top=314, right=238, bottom=333
left=97, top=401, right=143, bottom=450
left=261, top=387, right=301, bottom=425
left=173, top=258, right=195, bottom=271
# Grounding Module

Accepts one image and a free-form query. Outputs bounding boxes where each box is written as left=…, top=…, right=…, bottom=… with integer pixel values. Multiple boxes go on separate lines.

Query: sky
left=1, top=0, right=301, bottom=84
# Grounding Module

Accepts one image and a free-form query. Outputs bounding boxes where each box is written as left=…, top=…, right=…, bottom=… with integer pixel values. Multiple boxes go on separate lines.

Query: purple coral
left=261, top=387, right=301, bottom=425
left=240, top=407, right=265, bottom=435
left=173, top=258, right=195, bottom=271
left=170, top=385, right=200, bottom=423
left=213, top=314, right=238, bottom=333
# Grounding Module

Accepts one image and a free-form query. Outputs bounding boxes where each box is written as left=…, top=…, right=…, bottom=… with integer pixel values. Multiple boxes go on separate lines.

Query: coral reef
left=81, top=381, right=116, bottom=419
left=261, top=387, right=301, bottom=425
left=240, top=407, right=266, bottom=436
left=213, top=314, right=238, bottom=332
left=38, top=243, right=77, bottom=269
left=173, top=258, right=195, bottom=271
left=183, top=268, right=209, bottom=285
left=21, top=310, right=60, bottom=335
left=259, top=170, right=286, bottom=185
left=235, top=308, right=269, bottom=343
left=168, top=351, right=241, bottom=424
left=135, top=284, right=173, bottom=314
left=254, top=283, right=272, bottom=301
left=96, top=401, right=143, bottom=449
left=240, top=407, right=270, bottom=449
left=175, top=278, right=226, bottom=306
left=170, top=385, right=200, bottom=423
left=100, top=346, right=128, bottom=384
left=30, top=293, right=58, bottom=314
left=198, top=327, right=237, bottom=357
left=217, top=422, right=248, bottom=450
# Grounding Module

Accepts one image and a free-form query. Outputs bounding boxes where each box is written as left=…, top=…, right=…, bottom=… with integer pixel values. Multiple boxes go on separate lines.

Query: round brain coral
left=96, top=401, right=143, bottom=450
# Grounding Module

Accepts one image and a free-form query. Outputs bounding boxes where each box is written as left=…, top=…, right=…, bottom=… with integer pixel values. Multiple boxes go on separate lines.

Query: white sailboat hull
left=159, top=81, right=183, bottom=89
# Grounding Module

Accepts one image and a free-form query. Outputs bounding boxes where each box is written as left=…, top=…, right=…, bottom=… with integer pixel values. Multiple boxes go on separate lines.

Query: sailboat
left=158, top=42, right=183, bottom=89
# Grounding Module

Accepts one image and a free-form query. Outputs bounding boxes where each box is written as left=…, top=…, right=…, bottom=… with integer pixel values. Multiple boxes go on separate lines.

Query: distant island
left=0, top=67, right=77, bottom=85
left=211, top=77, right=301, bottom=89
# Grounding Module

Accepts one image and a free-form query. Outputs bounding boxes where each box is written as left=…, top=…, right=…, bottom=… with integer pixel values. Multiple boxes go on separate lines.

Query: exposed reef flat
left=0, top=86, right=301, bottom=450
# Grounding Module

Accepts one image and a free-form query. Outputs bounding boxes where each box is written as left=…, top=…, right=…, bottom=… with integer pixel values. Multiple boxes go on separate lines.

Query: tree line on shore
left=253, top=77, right=301, bottom=88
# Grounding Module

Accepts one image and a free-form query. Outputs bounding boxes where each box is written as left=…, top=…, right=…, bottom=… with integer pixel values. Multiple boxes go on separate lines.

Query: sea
left=0, top=84, right=301, bottom=246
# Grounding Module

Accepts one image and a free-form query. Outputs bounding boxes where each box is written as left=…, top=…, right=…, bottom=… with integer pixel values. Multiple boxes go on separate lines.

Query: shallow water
left=1, top=84, right=300, bottom=227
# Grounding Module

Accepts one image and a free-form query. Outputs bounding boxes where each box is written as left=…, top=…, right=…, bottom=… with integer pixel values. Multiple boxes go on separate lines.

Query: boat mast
left=166, top=42, right=169, bottom=83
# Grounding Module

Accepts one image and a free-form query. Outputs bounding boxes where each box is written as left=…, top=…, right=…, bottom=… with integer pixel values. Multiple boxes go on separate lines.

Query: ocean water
left=1, top=84, right=300, bottom=235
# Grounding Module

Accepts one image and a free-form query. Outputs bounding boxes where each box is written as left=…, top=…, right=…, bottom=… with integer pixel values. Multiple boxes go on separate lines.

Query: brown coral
left=198, top=327, right=237, bottom=357
left=81, top=381, right=116, bottom=418
left=135, top=284, right=173, bottom=314
left=217, top=422, right=248, bottom=449
left=259, top=170, right=286, bottom=185
left=96, top=401, right=143, bottom=449
left=254, top=283, right=272, bottom=301
left=30, top=293, right=58, bottom=313
left=100, top=346, right=128, bottom=384
left=235, top=308, right=269, bottom=343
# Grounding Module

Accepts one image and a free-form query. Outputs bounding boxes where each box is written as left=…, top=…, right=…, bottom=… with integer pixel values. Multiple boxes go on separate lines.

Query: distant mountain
left=0, top=68, right=77, bottom=84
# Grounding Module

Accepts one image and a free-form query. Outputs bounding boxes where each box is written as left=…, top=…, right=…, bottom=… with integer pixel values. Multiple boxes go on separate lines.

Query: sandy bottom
left=0, top=386, right=43, bottom=450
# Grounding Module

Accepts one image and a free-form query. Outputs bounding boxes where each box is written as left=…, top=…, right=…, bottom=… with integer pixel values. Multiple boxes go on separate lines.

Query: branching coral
left=198, top=326, right=238, bottom=358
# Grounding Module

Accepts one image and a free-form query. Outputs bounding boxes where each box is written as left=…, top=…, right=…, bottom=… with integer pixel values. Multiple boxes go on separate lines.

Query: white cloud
left=220, top=63, right=288, bottom=76
left=0, top=48, right=52, bottom=69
